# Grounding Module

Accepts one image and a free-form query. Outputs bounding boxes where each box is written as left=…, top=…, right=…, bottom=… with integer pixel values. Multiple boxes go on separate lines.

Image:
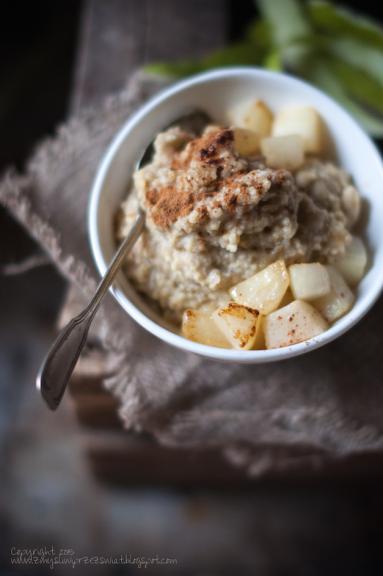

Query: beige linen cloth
left=2, top=72, right=383, bottom=475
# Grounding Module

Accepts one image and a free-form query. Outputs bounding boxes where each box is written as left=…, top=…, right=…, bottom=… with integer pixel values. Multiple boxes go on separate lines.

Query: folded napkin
left=2, top=71, right=383, bottom=476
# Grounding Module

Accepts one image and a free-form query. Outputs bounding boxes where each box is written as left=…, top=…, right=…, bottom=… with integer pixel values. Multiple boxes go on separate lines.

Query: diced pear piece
left=264, top=300, right=328, bottom=349
left=233, top=128, right=260, bottom=156
left=211, top=302, right=259, bottom=350
left=229, top=99, right=273, bottom=138
left=260, top=134, right=304, bottom=170
left=272, top=105, right=325, bottom=154
left=182, top=309, right=230, bottom=348
left=289, top=263, right=330, bottom=300
left=313, top=266, right=354, bottom=322
left=230, top=260, right=289, bottom=314
left=334, top=237, right=367, bottom=286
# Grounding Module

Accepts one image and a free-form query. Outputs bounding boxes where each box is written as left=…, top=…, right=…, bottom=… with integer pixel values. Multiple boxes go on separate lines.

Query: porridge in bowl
left=116, top=99, right=368, bottom=350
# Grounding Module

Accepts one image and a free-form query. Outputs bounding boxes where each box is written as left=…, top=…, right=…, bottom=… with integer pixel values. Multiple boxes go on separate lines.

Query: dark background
left=1, top=1, right=383, bottom=574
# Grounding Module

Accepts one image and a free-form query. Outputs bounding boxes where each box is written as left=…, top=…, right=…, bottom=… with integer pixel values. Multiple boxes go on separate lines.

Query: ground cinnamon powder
left=146, top=128, right=235, bottom=229
left=151, top=187, right=195, bottom=229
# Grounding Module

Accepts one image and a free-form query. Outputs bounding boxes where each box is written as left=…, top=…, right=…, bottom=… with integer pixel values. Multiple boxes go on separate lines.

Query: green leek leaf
left=308, top=0, right=383, bottom=49
left=257, top=0, right=310, bottom=48
left=306, top=61, right=383, bottom=137
left=144, top=41, right=260, bottom=77
left=257, top=0, right=313, bottom=71
left=327, top=59, right=383, bottom=117
left=326, top=38, right=383, bottom=87
left=263, top=50, right=283, bottom=71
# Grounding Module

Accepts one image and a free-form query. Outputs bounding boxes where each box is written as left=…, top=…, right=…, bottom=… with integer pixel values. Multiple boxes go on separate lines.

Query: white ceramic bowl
left=89, top=67, right=383, bottom=364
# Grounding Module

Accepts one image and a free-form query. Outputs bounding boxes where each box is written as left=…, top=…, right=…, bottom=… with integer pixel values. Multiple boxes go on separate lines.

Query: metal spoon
left=36, top=110, right=209, bottom=410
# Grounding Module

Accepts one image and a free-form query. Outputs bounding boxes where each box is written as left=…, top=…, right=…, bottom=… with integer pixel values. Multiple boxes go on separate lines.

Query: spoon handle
left=37, top=211, right=145, bottom=410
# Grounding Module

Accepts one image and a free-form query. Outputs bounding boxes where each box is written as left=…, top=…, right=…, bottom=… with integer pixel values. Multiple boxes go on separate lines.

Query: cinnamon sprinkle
left=151, top=186, right=194, bottom=229
left=144, top=127, right=275, bottom=229
left=146, top=128, right=236, bottom=229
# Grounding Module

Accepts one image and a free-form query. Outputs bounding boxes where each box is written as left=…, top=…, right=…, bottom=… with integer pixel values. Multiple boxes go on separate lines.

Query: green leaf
left=328, top=59, right=383, bottom=117
left=326, top=38, right=383, bottom=87
left=144, top=61, right=205, bottom=78
left=143, top=17, right=271, bottom=78
left=244, top=18, right=272, bottom=50
left=146, top=40, right=265, bottom=78
left=203, top=41, right=261, bottom=68
left=263, top=50, right=283, bottom=71
left=144, top=41, right=259, bottom=78
left=256, top=0, right=310, bottom=48
left=305, top=61, right=383, bottom=137
left=308, top=0, right=383, bottom=49
left=256, top=0, right=314, bottom=71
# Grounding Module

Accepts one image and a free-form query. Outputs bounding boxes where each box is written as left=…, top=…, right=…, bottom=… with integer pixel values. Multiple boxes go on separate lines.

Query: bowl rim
left=88, top=66, right=383, bottom=363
